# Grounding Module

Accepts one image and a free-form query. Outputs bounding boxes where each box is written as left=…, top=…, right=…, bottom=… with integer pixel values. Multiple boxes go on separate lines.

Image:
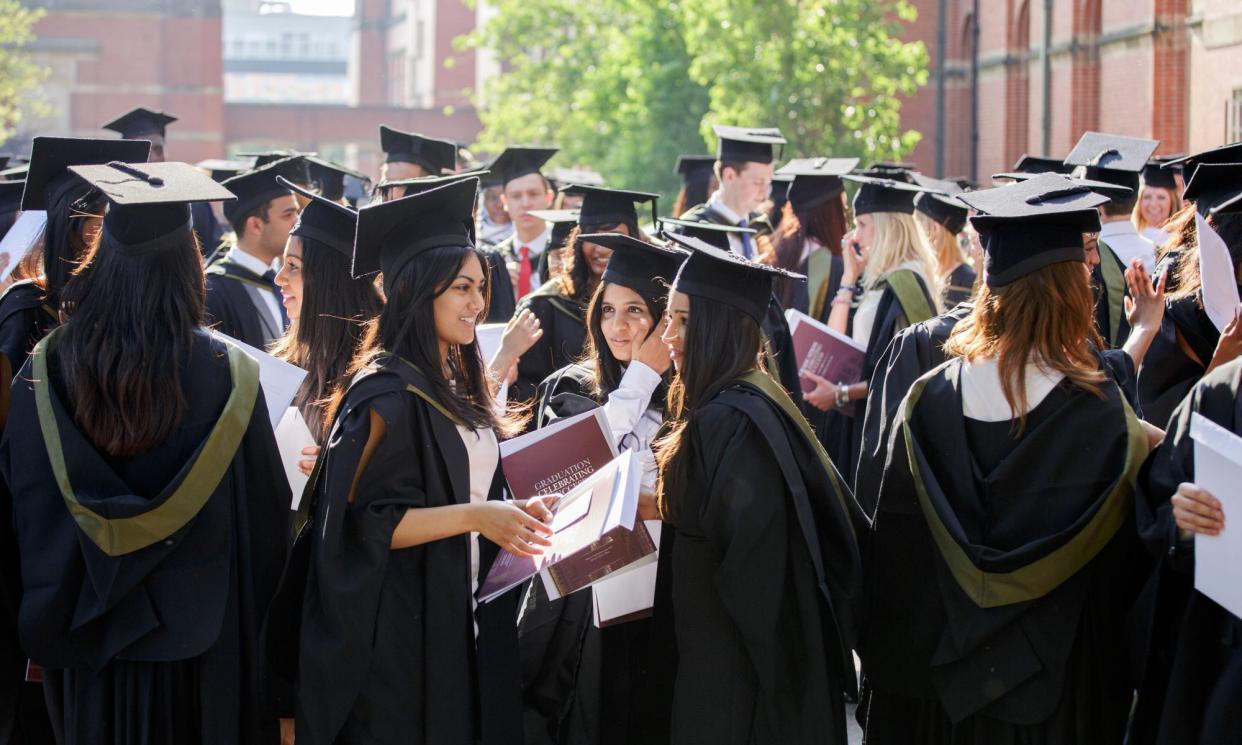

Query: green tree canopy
left=0, top=1, right=47, bottom=143
left=461, top=0, right=928, bottom=209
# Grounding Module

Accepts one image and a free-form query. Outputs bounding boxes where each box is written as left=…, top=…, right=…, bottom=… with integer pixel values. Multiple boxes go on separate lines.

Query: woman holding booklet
left=519, top=232, right=686, bottom=745
left=293, top=178, right=557, bottom=745
left=655, top=233, right=864, bottom=745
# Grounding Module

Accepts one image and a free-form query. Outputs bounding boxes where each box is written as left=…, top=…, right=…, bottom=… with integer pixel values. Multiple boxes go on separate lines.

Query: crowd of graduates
left=0, top=106, right=1239, bottom=745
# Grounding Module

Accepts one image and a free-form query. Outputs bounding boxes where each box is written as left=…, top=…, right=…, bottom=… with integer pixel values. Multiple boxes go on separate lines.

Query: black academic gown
left=823, top=269, right=936, bottom=485
left=0, top=329, right=289, bottom=745
left=1136, top=292, right=1221, bottom=429
left=1129, top=358, right=1242, bottom=745
left=0, top=279, right=59, bottom=745
left=483, top=247, right=517, bottom=324
left=189, top=202, right=225, bottom=260
left=513, top=281, right=588, bottom=405
left=661, top=371, right=862, bottom=745
left=1093, top=239, right=1132, bottom=349
left=943, top=262, right=977, bottom=307
left=517, top=364, right=673, bottom=745
left=204, top=259, right=284, bottom=349
left=863, top=360, right=1149, bottom=744
left=294, top=355, right=522, bottom=745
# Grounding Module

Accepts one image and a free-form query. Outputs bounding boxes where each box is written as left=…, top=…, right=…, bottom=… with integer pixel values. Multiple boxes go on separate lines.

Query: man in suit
left=484, top=146, right=558, bottom=321
left=204, top=157, right=301, bottom=348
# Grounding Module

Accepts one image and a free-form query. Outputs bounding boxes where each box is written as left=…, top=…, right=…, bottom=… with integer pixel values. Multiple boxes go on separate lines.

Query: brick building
left=10, top=0, right=486, bottom=175
left=900, top=0, right=1242, bottom=182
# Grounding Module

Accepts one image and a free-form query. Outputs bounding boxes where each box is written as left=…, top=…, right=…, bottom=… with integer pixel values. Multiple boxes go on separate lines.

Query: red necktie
left=518, top=245, right=532, bottom=298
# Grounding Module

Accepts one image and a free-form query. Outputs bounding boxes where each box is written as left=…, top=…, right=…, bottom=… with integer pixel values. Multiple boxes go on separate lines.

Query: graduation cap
left=21, top=136, right=152, bottom=211
left=1010, top=154, right=1072, bottom=175
left=866, top=161, right=917, bottom=174
left=379, top=125, right=457, bottom=176
left=67, top=161, right=234, bottom=254
left=277, top=176, right=357, bottom=257
left=547, top=166, right=604, bottom=188
left=713, top=125, right=786, bottom=165
left=842, top=173, right=934, bottom=216
left=1161, top=142, right=1242, bottom=174
left=196, top=158, right=251, bottom=183
left=101, top=107, right=177, bottom=140
left=581, top=232, right=688, bottom=307
left=658, top=217, right=756, bottom=252
left=1181, top=163, right=1242, bottom=216
left=957, top=174, right=1108, bottom=288
left=778, top=157, right=860, bottom=212
left=488, top=146, right=558, bottom=188
left=560, top=184, right=658, bottom=229
left=666, top=231, right=802, bottom=323
left=353, top=176, right=478, bottom=289
left=528, top=208, right=579, bottom=251
left=0, top=164, right=28, bottom=184
left=770, top=173, right=793, bottom=206
left=377, top=169, right=487, bottom=197
left=675, top=155, right=715, bottom=181
left=1064, top=132, right=1160, bottom=192
left=1141, top=162, right=1179, bottom=191
left=220, top=157, right=299, bottom=223
left=909, top=173, right=969, bottom=233
left=304, top=156, right=371, bottom=202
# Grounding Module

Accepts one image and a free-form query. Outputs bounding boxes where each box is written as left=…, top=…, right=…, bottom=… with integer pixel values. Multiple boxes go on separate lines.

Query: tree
left=461, top=0, right=928, bottom=208
left=0, top=1, right=47, bottom=144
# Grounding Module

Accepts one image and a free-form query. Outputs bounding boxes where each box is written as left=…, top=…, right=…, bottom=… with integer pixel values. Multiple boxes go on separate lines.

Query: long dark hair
left=329, top=245, right=521, bottom=436
left=271, top=235, right=383, bottom=441
left=655, top=293, right=764, bottom=520
left=768, top=194, right=849, bottom=306
left=42, top=182, right=105, bottom=307
left=581, top=280, right=671, bottom=408
left=558, top=219, right=641, bottom=303
left=57, top=226, right=205, bottom=456
left=671, top=171, right=718, bottom=217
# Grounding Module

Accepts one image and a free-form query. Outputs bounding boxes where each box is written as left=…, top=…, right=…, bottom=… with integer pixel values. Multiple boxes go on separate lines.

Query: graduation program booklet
left=499, top=407, right=618, bottom=502
left=275, top=407, right=317, bottom=509
left=0, top=210, right=45, bottom=283
left=212, top=331, right=308, bottom=430
left=591, top=519, right=662, bottom=627
left=479, top=450, right=654, bottom=603
left=785, top=308, right=867, bottom=414
left=1189, top=413, right=1242, bottom=619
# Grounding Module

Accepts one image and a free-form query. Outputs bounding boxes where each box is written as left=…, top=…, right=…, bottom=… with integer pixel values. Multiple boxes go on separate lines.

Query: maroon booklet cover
left=785, top=308, right=867, bottom=414
left=479, top=450, right=645, bottom=603
left=499, top=408, right=617, bottom=502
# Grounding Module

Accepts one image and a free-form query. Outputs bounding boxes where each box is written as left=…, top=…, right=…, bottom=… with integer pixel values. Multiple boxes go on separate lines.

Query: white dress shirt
left=513, top=226, right=552, bottom=288
left=226, top=246, right=284, bottom=334
left=457, top=423, right=500, bottom=638
left=705, top=190, right=746, bottom=256
left=961, top=358, right=1065, bottom=422
left=1100, top=220, right=1157, bottom=275
left=598, top=361, right=664, bottom=494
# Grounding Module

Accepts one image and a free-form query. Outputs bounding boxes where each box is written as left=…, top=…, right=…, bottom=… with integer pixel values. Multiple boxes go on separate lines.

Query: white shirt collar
left=228, top=245, right=276, bottom=276
left=1099, top=220, right=1140, bottom=239
left=514, top=226, right=551, bottom=255
left=706, top=190, right=743, bottom=225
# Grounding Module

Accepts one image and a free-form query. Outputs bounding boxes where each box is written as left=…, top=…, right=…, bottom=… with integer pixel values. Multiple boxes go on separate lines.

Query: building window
left=1230, top=88, right=1242, bottom=143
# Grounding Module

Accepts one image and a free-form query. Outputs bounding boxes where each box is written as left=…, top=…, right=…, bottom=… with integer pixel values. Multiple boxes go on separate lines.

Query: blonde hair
left=862, top=211, right=942, bottom=305
left=1132, top=184, right=1183, bottom=234
left=915, top=212, right=968, bottom=294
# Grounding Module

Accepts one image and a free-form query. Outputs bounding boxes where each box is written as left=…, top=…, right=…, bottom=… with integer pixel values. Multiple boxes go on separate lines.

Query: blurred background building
left=6, top=0, right=1242, bottom=181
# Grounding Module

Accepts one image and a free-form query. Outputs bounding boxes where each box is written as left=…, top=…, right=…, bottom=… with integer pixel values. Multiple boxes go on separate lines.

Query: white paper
left=275, top=407, right=317, bottom=509
left=1190, top=413, right=1242, bottom=620
left=1196, top=212, right=1241, bottom=333
left=476, top=322, right=507, bottom=365
left=211, top=331, right=308, bottom=429
left=0, top=211, right=46, bottom=283
left=592, top=520, right=662, bottom=627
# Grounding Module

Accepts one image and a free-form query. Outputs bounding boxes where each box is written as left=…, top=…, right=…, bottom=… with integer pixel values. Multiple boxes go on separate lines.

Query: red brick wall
left=433, top=0, right=476, bottom=109
left=1151, top=0, right=1188, bottom=155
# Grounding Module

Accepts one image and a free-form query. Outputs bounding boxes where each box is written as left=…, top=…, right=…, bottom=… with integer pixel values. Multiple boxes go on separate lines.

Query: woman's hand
left=488, top=309, right=542, bottom=394
left=1124, top=259, right=1166, bottom=334
left=632, top=317, right=672, bottom=375
left=1207, top=306, right=1242, bottom=375
left=841, top=232, right=867, bottom=285
left=1172, top=482, right=1225, bottom=540
left=297, top=445, right=320, bottom=477
left=474, top=501, right=555, bottom=557
left=517, top=494, right=561, bottom=521
left=801, top=370, right=836, bottom=412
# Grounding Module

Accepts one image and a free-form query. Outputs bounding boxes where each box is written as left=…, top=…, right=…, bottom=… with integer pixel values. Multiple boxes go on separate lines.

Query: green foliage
left=461, top=0, right=928, bottom=210
left=0, top=1, right=47, bottom=143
